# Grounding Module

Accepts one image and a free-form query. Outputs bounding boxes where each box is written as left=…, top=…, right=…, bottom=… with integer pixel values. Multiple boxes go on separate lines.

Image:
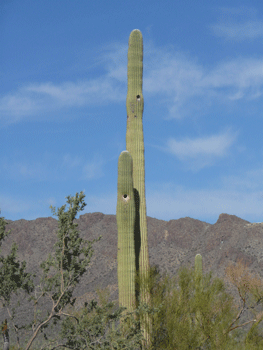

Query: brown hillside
left=0, top=212, right=262, bottom=347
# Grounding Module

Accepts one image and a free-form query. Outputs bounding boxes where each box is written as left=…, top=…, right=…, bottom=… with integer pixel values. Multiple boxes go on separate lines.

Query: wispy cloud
left=166, top=129, right=238, bottom=159
left=2, top=34, right=263, bottom=124
left=1, top=151, right=106, bottom=181
left=0, top=94, right=39, bottom=118
left=25, top=78, right=125, bottom=106
left=149, top=128, right=240, bottom=171
left=201, top=57, right=263, bottom=99
left=211, top=20, right=263, bottom=40
left=0, top=78, right=126, bottom=124
left=210, top=6, right=263, bottom=41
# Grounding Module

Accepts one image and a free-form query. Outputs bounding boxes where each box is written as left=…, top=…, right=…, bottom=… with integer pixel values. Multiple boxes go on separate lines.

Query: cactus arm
left=117, top=151, right=136, bottom=313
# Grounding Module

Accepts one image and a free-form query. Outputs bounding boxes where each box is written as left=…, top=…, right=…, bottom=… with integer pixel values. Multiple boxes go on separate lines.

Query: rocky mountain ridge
left=0, top=212, right=263, bottom=347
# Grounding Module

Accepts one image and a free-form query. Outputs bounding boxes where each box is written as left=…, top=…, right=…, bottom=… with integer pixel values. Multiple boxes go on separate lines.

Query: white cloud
left=142, top=46, right=263, bottom=118
left=166, top=129, right=238, bottom=159
left=202, top=58, right=263, bottom=90
left=210, top=6, right=263, bottom=41
left=1, top=152, right=106, bottom=181
left=0, top=94, right=39, bottom=117
left=25, top=78, right=125, bottom=106
left=0, top=77, right=126, bottom=124
left=211, top=20, right=263, bottom=40
left=2, top=35, right=263, bottom=123
left=149, top=128, right=240, bottom=170
left=144, top=57, right=203, bottom=95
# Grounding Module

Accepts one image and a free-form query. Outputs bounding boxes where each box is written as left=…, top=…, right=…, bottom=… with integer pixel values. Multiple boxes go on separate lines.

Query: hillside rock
left=0, top=212, right=262, bottom=347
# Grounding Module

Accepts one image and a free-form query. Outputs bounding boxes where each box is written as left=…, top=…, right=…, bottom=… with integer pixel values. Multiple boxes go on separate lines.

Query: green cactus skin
left=126, top=29, right=151, bottom=349
left=195, top=253, right=203, bottom=289
left=194, top=253, right=203, bottom=332
left=116, top=151, right=136, bottom=314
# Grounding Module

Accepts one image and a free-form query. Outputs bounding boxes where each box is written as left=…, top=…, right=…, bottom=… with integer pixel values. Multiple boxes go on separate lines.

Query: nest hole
left=122, top=194, right=129, bottom=201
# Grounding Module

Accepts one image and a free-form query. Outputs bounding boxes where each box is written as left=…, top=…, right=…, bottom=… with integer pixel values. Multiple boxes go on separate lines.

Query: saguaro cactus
left=195, top=253, right=203, bottom=290
left=194, top=254, right=203, bottom=331
left=117, top=151, right=136, bottom=314
left=126, top=29, right=151, bottom=348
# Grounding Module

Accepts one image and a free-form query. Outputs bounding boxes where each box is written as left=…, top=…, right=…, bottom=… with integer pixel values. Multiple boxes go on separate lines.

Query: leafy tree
left=0, top=192, right=102, bottom=349
left=22, top=191, right=104, bottom=349
left=0, top=210, right=36, bottom=348
left=225, top=259, right=263, bottom=348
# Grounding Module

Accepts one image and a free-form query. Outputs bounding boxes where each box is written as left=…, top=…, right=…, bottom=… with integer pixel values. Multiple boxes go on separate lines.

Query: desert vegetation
left=0, top=191, right=263, bottom=349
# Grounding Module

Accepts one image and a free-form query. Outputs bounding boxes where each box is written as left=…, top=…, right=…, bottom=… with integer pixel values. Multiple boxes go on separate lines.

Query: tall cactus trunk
left=116, top=151, right=136, bottom=317
left=195, top=254, right=203, bottom=290
left=126, top=29, right=152, bottom=349
left=194, top=254, right=203, bottom=333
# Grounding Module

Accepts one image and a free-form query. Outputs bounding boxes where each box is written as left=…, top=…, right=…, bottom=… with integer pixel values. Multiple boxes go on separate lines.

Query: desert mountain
left=0, top=212, right=262, bottom=347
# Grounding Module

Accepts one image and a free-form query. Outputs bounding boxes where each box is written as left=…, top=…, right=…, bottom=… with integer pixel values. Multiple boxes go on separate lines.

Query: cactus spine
left=126, top=29, right=151, bottom=349
left=117, top=151, right=136, bottom=314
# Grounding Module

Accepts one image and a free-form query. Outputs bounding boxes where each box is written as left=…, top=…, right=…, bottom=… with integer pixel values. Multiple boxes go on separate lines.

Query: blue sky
left=1, top=0, right=263, bottom=224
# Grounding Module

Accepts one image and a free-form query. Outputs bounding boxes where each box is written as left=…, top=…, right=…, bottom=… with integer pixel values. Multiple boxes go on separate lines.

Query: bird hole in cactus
left=122, top=194, right=130, bottom=201
left=136, top=95, right=141, bottom=101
